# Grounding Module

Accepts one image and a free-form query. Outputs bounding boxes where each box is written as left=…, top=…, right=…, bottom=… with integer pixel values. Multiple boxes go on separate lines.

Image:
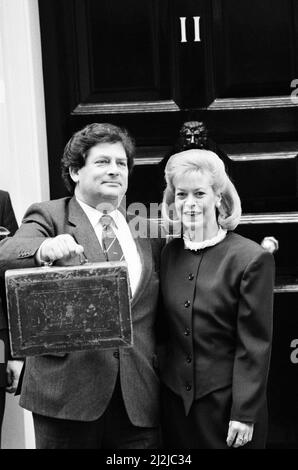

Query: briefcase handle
left=42, top=252, right=89, bottom=268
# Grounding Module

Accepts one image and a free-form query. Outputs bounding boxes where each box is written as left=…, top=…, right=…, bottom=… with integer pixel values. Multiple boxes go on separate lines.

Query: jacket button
left=186, top=355, right=192, bottom=363
left=113, top=351, right=119, bottom=359
left=186, top=384, right=192, bottom=391
left=184, top=328, right=190, bottom=336
left=188, top=274, right=194, bottom=281
left=184, top=300, right=191, bottom=308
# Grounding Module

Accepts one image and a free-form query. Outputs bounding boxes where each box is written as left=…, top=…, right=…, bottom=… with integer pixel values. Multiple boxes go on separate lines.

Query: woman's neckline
left=183, top=226, right=228, bottom=251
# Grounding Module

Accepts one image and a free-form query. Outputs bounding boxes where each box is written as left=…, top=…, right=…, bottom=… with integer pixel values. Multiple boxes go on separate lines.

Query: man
left=0, top=190, right=22, bottom=447
left=0, top=123, right=164, bottom=449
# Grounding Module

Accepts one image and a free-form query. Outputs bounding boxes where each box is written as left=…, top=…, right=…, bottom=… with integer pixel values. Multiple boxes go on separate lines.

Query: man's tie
left=100, top=214, right=125, bottom=262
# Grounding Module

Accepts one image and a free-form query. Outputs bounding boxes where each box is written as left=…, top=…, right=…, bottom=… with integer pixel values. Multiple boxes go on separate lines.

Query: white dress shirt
left=77, top=198, right=142, bottom=297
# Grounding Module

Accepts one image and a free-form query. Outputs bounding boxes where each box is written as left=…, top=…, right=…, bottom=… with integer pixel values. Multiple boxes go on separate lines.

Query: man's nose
left=107, top=160, right=119, bottom=174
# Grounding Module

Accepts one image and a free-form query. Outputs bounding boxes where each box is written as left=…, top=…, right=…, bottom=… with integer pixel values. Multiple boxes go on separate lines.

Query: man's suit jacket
left=0, top=197, right=164, bottom=426
left=158, top=232, right=275, bottom=422
left=0, top=191, right=18, bottom=388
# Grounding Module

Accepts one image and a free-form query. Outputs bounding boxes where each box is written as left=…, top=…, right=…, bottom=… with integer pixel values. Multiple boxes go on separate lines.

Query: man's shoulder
left=27, top=197, right=72, bottom=214
left=21, top=197, right=74, bottom=227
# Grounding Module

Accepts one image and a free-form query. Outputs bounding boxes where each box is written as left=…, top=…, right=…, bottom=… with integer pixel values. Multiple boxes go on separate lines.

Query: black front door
left=39, top=0, right=298, bottom=448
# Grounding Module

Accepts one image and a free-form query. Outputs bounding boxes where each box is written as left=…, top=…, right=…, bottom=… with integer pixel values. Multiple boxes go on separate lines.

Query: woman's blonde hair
left=161, top=149, right=241, bottom=234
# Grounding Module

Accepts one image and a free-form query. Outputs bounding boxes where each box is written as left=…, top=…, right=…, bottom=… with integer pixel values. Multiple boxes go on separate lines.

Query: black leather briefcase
left=5, top=261, right=132, bottom=357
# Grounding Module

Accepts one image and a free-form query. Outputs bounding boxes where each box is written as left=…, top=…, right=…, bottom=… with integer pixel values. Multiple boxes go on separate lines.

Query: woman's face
left=174, top=170, right=220, bottom=237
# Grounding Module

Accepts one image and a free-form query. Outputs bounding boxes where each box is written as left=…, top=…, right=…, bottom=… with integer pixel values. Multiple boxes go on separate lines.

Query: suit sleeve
left=230, top=250, right=275, bottom=422
left=0, top=202, right=56, bottom=276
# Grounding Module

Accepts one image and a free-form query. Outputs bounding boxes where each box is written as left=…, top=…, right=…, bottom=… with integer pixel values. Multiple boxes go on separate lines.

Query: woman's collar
left=183, top=226, right=227, bottom=251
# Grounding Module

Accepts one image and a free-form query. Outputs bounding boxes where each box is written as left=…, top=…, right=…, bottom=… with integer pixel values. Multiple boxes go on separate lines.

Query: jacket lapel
left=126, top=214, right=153, bottom=307
left=67, top=197, right=106, bottom=262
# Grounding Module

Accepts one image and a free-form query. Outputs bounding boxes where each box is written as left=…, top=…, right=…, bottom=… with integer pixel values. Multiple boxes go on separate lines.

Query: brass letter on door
left=179, top=17, right=201, bottom=43
left=193, top=16, right=201, bottom=42
left=180, top=17, right=187, bottom=43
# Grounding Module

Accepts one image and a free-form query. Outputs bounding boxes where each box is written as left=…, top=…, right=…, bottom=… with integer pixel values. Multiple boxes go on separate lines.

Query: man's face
left=71, top=142, right=128, bottom=210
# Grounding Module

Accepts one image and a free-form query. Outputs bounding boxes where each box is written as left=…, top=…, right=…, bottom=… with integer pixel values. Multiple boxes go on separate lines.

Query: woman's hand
left=226, top=420, right=254, bottom=448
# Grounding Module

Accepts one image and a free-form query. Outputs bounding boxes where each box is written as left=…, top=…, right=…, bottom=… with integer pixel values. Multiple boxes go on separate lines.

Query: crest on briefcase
left=5, top=261, right=132, bottom=357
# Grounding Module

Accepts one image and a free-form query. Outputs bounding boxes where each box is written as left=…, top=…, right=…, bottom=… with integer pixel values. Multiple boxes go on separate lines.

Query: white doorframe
left=0, top=0, right=49, bottom=223
left=0, top=0, right=49, bottom=448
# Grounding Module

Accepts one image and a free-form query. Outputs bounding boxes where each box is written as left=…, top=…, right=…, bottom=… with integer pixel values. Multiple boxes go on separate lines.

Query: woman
left=159, top=149, right=275, bottom=449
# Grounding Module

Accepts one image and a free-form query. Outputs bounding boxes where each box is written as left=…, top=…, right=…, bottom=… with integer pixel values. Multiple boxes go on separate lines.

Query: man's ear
left=69, top=167, right=79, bottom=184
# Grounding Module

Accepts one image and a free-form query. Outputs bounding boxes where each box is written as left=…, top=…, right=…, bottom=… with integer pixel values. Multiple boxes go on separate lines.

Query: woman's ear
left=215, top=193, right=222, bottom=208
left=69, top=167, right=79, bottom=184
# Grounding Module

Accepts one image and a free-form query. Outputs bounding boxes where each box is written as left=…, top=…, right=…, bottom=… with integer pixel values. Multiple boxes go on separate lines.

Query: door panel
left=212, top=0, right=298, bottom=98
left=74, top=0, right=173, bottom=105
left=38, top=0, right=298, bottom=201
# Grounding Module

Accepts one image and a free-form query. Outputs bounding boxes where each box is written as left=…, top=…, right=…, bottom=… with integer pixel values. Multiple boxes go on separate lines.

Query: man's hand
left=6, top=360, right=23, bottom=394
left=226, top=420, right=254, bottom=448
left=39, top=234, right=84, bottom=264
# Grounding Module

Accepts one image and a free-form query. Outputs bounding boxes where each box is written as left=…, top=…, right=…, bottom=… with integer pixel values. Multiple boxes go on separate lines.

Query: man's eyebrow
left=94, top=155, right=126, bottom=159
left=92, top=154, right=127, bottom=162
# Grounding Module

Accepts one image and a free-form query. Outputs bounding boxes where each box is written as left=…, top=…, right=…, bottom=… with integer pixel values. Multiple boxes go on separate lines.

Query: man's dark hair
left=61, top=123, right=135, bottom=193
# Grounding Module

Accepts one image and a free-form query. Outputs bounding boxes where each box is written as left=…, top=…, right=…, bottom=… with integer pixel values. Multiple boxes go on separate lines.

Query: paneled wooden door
left=39, top=0, right=298, bottom=447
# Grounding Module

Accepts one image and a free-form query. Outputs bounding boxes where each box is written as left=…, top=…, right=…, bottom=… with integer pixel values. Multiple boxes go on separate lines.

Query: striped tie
left=100, top=215, right=125, bottom=262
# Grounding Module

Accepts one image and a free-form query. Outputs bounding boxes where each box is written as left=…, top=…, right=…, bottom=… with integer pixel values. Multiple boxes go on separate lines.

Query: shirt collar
left=76, top=197, right=120, bottom=228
